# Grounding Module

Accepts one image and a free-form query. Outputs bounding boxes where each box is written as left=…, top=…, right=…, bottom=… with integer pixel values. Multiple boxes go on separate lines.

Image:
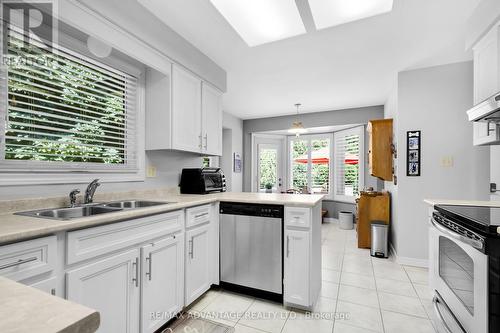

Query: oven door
left=429, top=219, right=488, bottom=333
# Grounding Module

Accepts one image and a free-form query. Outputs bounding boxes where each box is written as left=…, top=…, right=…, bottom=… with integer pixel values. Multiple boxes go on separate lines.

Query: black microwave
left=180, top=168, right=226, bottom=194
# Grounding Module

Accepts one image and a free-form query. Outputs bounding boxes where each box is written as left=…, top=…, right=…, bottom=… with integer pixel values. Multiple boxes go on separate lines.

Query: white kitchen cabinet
left=202, top=82, right=223, bottom=156
left=66, top=249, right=140, bottom=333
left=28, top=276, right=58, bottom=296
left=141, top=234, right=184, bottom=333
left=283, top=205, right=321, bottom=309
left=472, top=21, right=500, bottom=145
left=172, top=64, right=203, bottom=153
left=185, top=223, right=211, bottom=305
left=284, top=229, right=310, bottom=306
left=145, top=65, right=223, bottom=155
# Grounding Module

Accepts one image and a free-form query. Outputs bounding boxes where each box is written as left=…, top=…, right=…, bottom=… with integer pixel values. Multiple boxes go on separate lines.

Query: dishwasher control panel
left=220, top=202, right=284, bottom=218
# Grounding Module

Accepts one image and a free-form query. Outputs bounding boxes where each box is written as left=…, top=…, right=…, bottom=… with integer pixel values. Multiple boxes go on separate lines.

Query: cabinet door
left=141, top=234, right=184, bottom=333
left=28, top=276, right=57, bottom=296
left=66, top=249, right=140, bottom=333
left=172, top=64, right=202, bottom=153
left=202, top=82, right=222, bottom=156
left=185, top=224, right=210, bottom=305
left=473, top=25, right=500, bottom=145
left=284, top=229, right=310, bottom=307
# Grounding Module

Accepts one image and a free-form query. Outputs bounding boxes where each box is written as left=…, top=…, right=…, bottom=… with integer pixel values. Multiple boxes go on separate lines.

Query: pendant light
left=288, top=103, right=307, bottom=137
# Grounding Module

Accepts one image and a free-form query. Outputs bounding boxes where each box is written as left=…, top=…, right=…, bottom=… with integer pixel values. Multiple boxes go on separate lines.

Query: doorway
left=252, top=135, right=285, bottom=193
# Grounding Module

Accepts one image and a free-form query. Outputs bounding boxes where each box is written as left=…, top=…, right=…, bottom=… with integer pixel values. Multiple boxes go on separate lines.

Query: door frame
left=251, top=133, right=286, bottom=193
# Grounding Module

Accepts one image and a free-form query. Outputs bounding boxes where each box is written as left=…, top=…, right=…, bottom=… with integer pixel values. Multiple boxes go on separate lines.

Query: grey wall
left=222, top=112, right=244, bottom=192
left=242, top=106, right=385, bottom=218
left=391, top=61, right=490, bottom=263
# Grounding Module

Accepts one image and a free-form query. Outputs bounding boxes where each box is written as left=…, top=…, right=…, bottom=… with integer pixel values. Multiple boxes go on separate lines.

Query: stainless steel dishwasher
left=219, top=202, right=283, bottom=302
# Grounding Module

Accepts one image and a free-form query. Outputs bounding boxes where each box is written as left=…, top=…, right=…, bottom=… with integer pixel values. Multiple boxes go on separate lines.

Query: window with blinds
left=333, top=126, right=364, bottom=202
left=0, top=25, right=138, bottom=171
left=288, top=134, right=331, bottom=195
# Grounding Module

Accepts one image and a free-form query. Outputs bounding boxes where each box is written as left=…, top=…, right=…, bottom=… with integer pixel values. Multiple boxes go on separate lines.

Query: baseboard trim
left=323, top=217, right=339, bottom=223
left=389, top=244, right=428, bottom=268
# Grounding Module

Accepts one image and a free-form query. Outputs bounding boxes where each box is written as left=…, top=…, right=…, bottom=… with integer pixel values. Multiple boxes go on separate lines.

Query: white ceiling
left=138, top=0, right=480, bottom=119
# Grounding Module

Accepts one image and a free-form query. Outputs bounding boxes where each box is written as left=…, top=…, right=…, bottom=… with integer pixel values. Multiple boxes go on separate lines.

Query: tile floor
left=187, top=222, right=437, bottom=333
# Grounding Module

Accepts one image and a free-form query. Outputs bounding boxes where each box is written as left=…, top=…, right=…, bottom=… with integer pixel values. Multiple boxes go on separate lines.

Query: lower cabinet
left=141, top=234, right=184, bottom=333
left=185, top=224, right=211, bottom=305
left=66, top=249, right=141, bottom=333
left=284, top=229, right=310, bottom=307
left=28, top=276, right=58, bottom=296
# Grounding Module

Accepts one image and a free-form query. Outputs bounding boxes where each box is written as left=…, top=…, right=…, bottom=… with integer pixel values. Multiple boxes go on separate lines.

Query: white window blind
left=0, top=25, right=138, bottom=172
left=333, top=126, right=364, bottom=202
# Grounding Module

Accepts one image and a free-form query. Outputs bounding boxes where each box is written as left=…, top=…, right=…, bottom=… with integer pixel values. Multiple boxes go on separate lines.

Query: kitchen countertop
left=0, top=277, right=100, bottom=333
left=0, top=192, right=324, bottom=245
left=424, top=199, right=500, bottom=207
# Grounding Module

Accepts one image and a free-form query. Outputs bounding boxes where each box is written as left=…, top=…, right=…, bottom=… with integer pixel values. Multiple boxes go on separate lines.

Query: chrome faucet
left=69, top=189, right=80, bottom=208
left=84, top=179, right=101, bottom=204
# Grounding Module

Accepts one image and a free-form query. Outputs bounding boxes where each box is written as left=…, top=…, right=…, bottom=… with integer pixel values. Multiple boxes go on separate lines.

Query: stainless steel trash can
left=371, top=221, right=389, bottom=258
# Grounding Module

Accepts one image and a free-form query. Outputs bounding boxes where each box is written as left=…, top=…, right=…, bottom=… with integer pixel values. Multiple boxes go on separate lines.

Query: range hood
left=467, top=91, right=500, bottom=123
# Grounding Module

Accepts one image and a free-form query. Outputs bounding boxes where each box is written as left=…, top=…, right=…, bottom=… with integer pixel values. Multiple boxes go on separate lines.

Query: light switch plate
left=440, top=156, right=454, bottom=168
left=146, top=165, right=157, bottom=178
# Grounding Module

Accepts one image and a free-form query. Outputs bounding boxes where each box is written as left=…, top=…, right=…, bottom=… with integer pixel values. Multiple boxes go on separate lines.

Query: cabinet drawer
left=186, top=204, right=211, bottom=228
left=0, top=236, right=56, bottom=282
left=285, top=207, right=311, bottom=229
left=67, top=211, right=183, bottom=265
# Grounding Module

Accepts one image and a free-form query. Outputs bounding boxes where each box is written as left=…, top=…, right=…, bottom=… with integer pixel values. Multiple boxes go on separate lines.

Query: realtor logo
left=1, top=0, right=57, bottom=55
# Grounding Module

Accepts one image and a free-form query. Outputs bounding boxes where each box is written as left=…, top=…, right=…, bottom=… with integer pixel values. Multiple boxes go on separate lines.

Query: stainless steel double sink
left=16, top=200, right=175, bottom=221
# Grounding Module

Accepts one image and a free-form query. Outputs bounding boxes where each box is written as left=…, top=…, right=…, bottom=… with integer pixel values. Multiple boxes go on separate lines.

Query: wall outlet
left=440, top=156, right=454, bottom=168
left=146, top=165, right=157, bottom=178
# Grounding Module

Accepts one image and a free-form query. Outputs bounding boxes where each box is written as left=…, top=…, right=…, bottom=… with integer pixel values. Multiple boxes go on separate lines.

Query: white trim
left=323, top=217, right=338, bottom=223
left=0, top=72, right=146, bottom=185
left=389, top=243, right=429, bottom=268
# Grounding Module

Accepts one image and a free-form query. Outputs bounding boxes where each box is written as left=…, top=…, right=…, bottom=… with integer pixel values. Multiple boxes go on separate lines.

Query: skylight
left=209, top=0, right=306, bottom=47
left=308, top=0, right=394, bottom=30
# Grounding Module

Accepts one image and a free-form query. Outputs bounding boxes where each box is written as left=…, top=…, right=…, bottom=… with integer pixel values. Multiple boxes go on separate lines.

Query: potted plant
left=265, top=183, right=273, bottom=193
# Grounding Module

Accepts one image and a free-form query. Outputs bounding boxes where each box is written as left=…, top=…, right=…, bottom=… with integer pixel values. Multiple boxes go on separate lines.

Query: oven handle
left=432, top=291, right=466, bottom=333
left=430, top=217, right=484, bottom=251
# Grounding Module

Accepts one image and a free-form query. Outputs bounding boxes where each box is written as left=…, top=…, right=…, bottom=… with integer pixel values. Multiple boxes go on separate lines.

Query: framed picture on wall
left=406, top=131, right=421, bottom=176
left=234, top=152, right=242, bottom=173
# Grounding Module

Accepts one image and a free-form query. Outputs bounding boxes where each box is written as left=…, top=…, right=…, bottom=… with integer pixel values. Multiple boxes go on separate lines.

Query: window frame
left=332, top=126, right=365, bottom=203
left=286, top=133, right=334, bottom=198
left=0, top=27, right=145, bottom=186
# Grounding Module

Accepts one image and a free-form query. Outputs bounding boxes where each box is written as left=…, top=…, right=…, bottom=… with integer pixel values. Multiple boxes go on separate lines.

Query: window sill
left=0, top=170, right=145, bottom=186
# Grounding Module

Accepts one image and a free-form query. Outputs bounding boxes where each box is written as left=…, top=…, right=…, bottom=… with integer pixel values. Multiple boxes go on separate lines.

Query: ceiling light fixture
left=288, top=103, right=307, bottom=137
left=209, top=0, right=306, bottom=47
left=308, top=0, right=393, bottom=30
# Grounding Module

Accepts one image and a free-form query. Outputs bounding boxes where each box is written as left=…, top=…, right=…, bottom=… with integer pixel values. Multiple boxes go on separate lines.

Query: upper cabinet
left=172, top=65, right=203, bottom=153
left=146, top=64, right=223, bottom=156
left=472, top=22, right=500, bottom=145
left=202, top=82, right=223, bottom=156
left=367, top=119, right=394, bottom=181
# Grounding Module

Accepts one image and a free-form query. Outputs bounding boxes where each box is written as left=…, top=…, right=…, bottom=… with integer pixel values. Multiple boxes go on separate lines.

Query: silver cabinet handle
left=132, top=257, right=139, bottom=287
left=145, top=253, right=152, bottom=281
left=0, top=256, right=37, bottom=270
left=195, top=212, right=209, bottom=219
left=431, top=218, right=484, bottom=250
left=286, top=236, right=290, bottom=258
left=432, top=292, right=465, bottom=333
left=188, top=238, right=194, bottom=259
left=51, top=288, right=56, bottom=296
left=203, top=134, right=208, bottom=150
left=198, top=135, right=202, bottom=149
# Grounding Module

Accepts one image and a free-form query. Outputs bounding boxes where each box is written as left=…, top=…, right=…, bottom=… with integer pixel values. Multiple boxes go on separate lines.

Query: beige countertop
left=424, top=199, right=500, bottom=207
left=0, top=277, right=100, bottom=333
left=0, top=191, right=324, bottom=245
